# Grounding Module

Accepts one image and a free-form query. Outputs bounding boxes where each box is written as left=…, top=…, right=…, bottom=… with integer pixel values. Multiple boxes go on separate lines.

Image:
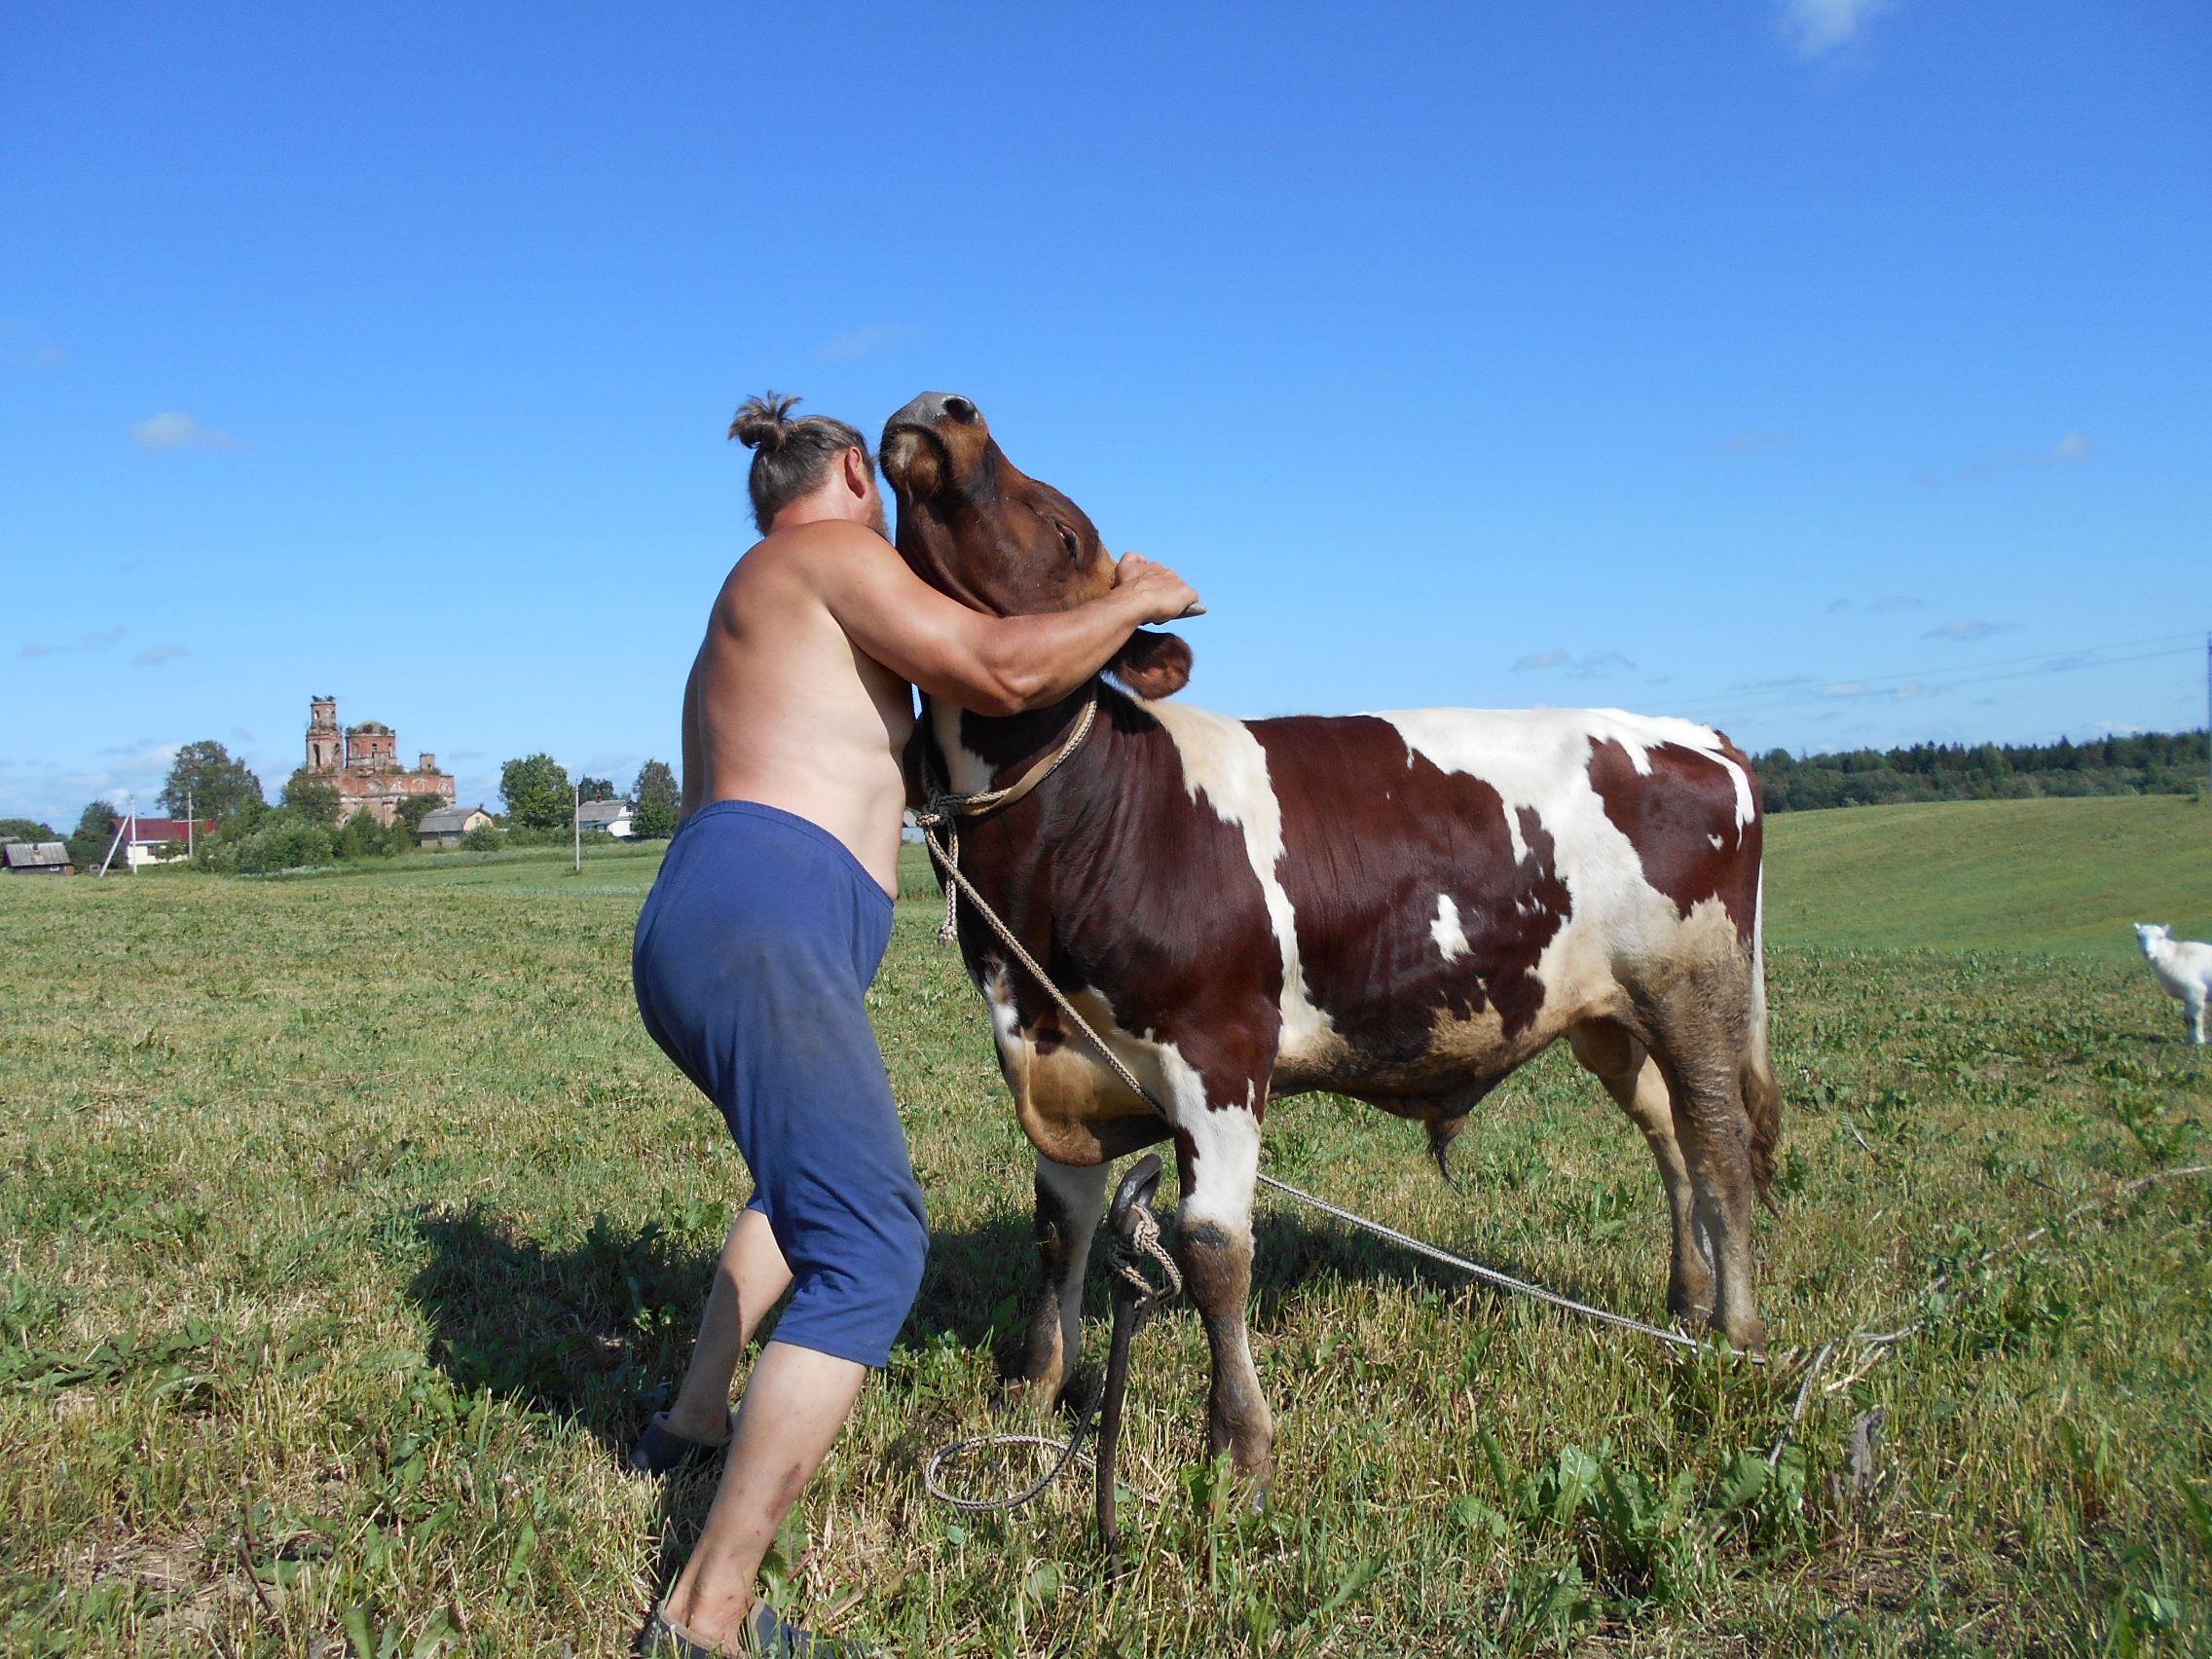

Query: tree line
left=1753, top=728, right=2208, bottom=813
left=32, top=744, right=684, bottom=874
left=29, top=725, right=2195, bottom=869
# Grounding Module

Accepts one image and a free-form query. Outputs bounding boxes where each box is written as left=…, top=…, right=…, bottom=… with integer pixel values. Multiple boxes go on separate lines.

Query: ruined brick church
left=303, top=696, right=456, bottom=825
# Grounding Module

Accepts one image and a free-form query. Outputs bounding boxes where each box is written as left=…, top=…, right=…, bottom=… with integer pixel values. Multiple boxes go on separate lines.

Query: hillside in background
left=1763, top=793, right=2211, bottom=959
left=1754, top=728, right=2207, bottom=813
left=94, top=790, right=2207, bottom=968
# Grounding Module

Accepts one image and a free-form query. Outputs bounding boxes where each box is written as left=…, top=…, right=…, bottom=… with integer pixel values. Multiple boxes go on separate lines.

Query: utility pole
left=186, top=788, right=195, bottom=864
left=572, top=778, right=582, bottom=874
left=96, top=799, right=128, bottom=877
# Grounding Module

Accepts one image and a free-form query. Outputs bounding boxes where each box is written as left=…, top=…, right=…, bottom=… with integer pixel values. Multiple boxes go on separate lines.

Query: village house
left=302, top=696, right=457, bottom=827
left=3, top=841, right=75, bottom=875
left=416, top=805, right=495, bottom=848
left=577, top=798, right=635, bottom=838
left=108, top=817, right=217, bottom=870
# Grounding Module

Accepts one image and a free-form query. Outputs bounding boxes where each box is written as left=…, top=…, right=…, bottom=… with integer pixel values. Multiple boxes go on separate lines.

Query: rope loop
left=1109, top=1202, right=1182, bottom=1310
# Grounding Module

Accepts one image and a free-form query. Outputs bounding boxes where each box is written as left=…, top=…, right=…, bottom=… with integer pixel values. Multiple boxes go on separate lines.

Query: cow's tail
left=1742, top=862, right=1783, bottom=1204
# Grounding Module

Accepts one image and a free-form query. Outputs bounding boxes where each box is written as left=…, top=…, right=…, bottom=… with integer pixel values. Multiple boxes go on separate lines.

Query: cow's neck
left=927, top=685, right=1096, bottom=798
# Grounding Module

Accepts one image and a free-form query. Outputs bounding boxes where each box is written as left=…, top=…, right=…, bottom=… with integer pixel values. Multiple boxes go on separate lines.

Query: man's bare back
left=682, top=441, right=1198, bottom=897
left=685, top=519, right=919, bottom=895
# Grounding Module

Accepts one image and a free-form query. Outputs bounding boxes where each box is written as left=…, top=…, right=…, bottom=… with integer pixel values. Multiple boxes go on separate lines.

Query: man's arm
left=816, top=534, right=1199, bottom=718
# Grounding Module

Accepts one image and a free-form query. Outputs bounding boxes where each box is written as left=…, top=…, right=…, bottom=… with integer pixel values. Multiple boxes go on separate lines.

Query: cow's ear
left=1106, top=629, right=1192, bottom=699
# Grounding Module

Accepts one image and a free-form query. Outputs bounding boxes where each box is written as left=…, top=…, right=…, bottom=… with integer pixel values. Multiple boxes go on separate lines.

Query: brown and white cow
left=880, top=391, right=1780, bottom=1492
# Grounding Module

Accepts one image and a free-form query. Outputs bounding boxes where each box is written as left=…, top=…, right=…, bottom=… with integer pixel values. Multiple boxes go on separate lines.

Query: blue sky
left=4, top=0, right=2207, bottom=828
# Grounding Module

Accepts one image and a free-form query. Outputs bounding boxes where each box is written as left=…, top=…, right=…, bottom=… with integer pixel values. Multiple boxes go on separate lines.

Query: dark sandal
left=645, top=1605, right=723, bottom=1657
left=629, top=1409, right=735, bottom=1475
left=646, top=1601, right=875, bottom=1658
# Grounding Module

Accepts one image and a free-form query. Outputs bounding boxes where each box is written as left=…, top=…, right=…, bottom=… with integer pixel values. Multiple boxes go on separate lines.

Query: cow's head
left=879, top=391, right=1193, bottom=699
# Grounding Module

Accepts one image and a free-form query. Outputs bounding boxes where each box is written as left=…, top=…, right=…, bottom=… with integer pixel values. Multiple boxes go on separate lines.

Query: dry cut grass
left=2, top=836, right=2209, bottom=1655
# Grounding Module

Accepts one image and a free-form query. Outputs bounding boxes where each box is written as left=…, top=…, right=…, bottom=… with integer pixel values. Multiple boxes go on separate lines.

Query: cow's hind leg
left=1569, top=1017, right=1714, bottom=1322
left=1020, top=1155, right=1112, bottom=1402
left=1172, top=1094, right=1274, bottom=1494
left=1644, top=991, right=1768, bottom=1353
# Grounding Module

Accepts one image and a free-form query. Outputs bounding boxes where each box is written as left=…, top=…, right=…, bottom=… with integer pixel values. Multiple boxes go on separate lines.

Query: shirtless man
left=633, top=393, right=1198, bottom=1656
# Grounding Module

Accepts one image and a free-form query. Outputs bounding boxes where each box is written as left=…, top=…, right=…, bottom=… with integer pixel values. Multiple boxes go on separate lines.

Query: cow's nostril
left=942, top=395, right=978, bottom=424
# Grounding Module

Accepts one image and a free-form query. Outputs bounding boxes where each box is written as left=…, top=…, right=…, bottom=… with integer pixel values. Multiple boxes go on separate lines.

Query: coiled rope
left=920, top=1177, right=1182, bottom=1512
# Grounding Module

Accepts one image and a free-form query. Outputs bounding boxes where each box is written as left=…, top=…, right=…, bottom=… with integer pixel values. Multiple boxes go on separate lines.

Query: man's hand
left=1112, top=553, right=1204, bottom=622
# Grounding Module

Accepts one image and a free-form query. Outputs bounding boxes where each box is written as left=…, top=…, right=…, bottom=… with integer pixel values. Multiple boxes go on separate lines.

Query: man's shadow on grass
left=400, top=1193, right=1538, bottom=1454
left=403, top=1201, right=1060, bottom=1456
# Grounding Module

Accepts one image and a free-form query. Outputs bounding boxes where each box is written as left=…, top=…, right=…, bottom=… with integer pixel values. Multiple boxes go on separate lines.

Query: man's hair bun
left=729, top=391, right=800, bottom=453
left=724, top=390, right=871, bottom=533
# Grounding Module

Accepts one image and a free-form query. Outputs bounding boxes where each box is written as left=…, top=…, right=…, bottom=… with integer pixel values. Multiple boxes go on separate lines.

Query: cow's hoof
left=1709, top=1314, right=1768, bottom=1358
left=999, top=1371, right=1077, bottom=1416
left=1667, top=1278, right=1716, bottom=1325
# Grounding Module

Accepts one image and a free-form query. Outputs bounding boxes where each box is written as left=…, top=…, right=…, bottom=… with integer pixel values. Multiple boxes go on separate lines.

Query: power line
left=1656, top=631, right=2204, bottom=722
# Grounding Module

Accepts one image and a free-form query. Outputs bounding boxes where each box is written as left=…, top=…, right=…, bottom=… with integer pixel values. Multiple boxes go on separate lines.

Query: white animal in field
left=2133, top=923, right=2212, bottom=1046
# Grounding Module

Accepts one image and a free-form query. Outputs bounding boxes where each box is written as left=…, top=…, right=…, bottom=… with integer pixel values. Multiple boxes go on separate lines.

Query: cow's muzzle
left=883, top=390, right=982, bottom=444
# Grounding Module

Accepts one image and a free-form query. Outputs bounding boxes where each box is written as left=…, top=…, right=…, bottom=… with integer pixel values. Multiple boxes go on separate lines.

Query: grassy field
left=1766, top=793, right=2212, bottom=960
left=3, top=800, right=2209, bottom=1656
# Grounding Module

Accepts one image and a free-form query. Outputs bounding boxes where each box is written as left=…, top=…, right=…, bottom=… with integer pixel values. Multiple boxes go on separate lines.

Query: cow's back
left=1139, top=701, right=1761, bottom=1096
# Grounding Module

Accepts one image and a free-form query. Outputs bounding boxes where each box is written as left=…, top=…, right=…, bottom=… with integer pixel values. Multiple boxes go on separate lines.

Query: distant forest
left=1753, top=729, right=2208, bottom=813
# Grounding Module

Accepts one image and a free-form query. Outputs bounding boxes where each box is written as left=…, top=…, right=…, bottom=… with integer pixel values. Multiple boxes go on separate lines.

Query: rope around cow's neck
left=912, top=691, right=1099, bottom=944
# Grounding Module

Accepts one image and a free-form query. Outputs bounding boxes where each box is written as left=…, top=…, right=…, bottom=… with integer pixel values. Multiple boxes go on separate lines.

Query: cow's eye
left=1055, top=523, right=1080, bottom=558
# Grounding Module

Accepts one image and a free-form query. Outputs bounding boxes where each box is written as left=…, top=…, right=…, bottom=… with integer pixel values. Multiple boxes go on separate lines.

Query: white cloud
left=0, top=316, right=66, bottom=371
left=1925, top=618, right=2007, bottom=642
left=2, top=741, right=183, bottom=827
left=1715, top=429, right=1794, bottom=457
left=1922, top=433, right=2101, bottom=486
left=1808, top=678, right=1928, bottom=703
left=130, top=645, right=189, bottom=668
left=1780, top=0, right=1893, bottom=56
left=21, top=627, right=125, bottom=659
left=1568, top=651, right=1637, bottom=681
left=1512, top=648, right=1635, bottom=681
left=818, top=325, right=917, bottom=363
left=131, top=411, right=243, bottom=452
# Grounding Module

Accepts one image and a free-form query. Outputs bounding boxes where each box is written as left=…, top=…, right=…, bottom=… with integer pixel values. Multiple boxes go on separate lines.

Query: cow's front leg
left=1170, top=1083, right=1274, bottom=1495
left=1020, top=1155, right=1111, bottom=1402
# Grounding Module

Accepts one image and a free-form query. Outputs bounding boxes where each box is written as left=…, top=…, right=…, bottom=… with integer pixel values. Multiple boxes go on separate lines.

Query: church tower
left=306, top=696, right=343, bottom=773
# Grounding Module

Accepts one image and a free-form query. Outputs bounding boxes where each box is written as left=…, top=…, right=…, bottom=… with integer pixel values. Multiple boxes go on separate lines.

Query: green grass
left=1767, top=793, right=2212, bottom=960
left=3, top=802, right=2210, bottom=1655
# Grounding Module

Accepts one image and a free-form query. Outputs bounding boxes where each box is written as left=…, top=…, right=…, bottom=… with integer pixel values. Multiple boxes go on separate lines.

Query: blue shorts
left=633, top=800, right=928, bottom=1369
